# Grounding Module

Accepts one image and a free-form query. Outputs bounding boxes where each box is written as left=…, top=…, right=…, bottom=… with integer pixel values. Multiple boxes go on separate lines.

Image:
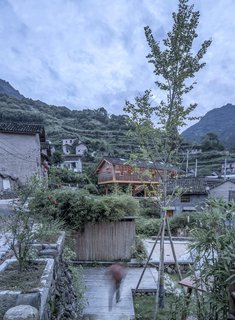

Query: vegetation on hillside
left=182, top=103, right=235, bottom=148
left=0, top=93, right=138, bottom=163
left=0, top=82, right=235, bottom=176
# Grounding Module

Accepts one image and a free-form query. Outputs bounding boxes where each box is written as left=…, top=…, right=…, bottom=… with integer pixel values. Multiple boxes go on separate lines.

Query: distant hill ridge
left=0, top=79, right=234, bottom=151
left=0, top=79, right=136, bottom=161
left=0, top=79, right=24, bottom=100
left=182, top=103, right=235, bottom=148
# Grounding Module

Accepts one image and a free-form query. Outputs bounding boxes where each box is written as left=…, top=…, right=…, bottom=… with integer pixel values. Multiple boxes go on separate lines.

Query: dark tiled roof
left=0, top=122, right=44, bottom=135
left=207, top=178, right=235, bottom=190
left=102, top=157, right=183, bottom=172
left=63, top=155, right=81, bottom=161
left=166, top=177, right=208, bottom=194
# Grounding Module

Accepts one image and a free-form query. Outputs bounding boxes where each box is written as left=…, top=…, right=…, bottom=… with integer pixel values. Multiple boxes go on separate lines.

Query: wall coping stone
left=3, top=305, right=39, bottom=320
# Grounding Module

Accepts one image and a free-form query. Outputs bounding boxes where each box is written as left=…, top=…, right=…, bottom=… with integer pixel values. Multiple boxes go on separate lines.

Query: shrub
left=131, top=236, right=147, bottom=261
left=83, top=183, right=99, bottom=195
left=136, top=217, right=161, bottom=237
left=29, top=189, right=140, bottom=230
left=169, top=211, right=198, bottom=236
left=139, top=198, right=161, bottom=218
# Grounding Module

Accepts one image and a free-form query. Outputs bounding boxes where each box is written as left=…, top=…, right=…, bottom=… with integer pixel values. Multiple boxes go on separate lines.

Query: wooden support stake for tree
left=166, top=216, right=182, bottom=281
left=153, top=212, right=167, bottom=320
left=135, top=222, right=163, bottom=293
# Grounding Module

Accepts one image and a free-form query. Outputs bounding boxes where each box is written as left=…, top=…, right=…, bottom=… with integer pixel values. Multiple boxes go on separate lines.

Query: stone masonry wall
left=2, top=232, right=79, bottom=320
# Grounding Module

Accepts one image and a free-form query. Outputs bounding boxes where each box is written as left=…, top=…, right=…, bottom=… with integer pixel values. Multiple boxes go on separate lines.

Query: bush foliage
left=169, top=211, right=198, bottom=236
left=136, top=217, right=161, bottom=237
left=29, top=189, right=140, bottom=230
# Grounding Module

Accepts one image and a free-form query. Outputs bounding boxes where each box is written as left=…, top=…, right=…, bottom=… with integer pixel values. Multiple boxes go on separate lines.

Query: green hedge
left=136, top=217, right=161, bottom=237
left=29, top=189, right=140, bottom=230
left=138, top=198, right=161, bottom=218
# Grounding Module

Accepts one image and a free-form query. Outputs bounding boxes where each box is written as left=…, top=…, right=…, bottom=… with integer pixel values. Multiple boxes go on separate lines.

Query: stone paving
left=82, top=266, right=158, bottom=320
left=0, top=200, right=14, bottom=264
left=143, top=239, right=192, bottom=263
left=0, top=233, right=11, bottom=261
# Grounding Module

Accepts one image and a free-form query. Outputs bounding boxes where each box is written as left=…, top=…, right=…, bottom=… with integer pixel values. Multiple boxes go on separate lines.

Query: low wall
left=0, top=258, right=54, bottom=319
left=1, top=231, right=78, bottom=320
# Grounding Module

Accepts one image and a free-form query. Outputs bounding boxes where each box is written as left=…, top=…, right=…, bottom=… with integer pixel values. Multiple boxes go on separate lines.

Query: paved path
left=143, top=239, right=192, bottom=262
left=82, top=267, right=158, bottom=320
left=0, top=200, right=14, bottom=264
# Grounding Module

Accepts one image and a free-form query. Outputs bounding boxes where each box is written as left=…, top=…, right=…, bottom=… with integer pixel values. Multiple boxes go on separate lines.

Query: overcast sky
left=0, top=0, right=234, bottom=126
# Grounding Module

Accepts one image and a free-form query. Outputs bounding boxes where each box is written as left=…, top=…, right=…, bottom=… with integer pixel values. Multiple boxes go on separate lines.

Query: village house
left=0, top=122, right=48, bottom=197
left=61, top=138, right=87, bottom=173
left=95, top=157, right=183, bottom=196
left=165, top=177, right=209, bottom=216
left=221, top=161, right=235, bottom=176
left=208, top=179, right=235, bottom=202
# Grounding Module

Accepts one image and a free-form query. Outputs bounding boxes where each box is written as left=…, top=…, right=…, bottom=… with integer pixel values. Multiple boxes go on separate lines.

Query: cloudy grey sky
left=0, top=0, right=234, bottom=124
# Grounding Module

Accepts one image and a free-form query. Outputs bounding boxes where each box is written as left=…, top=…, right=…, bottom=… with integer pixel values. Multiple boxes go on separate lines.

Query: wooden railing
left=98, top=173, right=160, bottom=183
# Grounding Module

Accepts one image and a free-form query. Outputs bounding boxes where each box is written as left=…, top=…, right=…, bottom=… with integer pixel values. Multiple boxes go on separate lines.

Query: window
left=229, top=191, right=235, bottom=201
left=3, top=179, right=10, bottom=190
left=167, top=210, right=174, bottom=218
left=181, top=194, right=190, bottom=202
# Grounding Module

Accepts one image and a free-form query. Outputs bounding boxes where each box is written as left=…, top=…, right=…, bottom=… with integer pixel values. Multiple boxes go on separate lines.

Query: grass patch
left=133, top=292, right=187, bottom=320
left=134, top=294, right=173, bottom=320
left=38, top=232, right=60, bottom=243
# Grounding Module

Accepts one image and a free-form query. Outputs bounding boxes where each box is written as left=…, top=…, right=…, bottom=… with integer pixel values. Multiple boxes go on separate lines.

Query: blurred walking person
left=108, top=263, right=126, bottom=310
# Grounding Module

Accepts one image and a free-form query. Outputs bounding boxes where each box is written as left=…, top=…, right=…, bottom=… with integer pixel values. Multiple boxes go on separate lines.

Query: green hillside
left=0, top=79, right=235, bottom=177
left=0, top=93, right=139, bottom=163
left=182, top=103, right=235, bottom=148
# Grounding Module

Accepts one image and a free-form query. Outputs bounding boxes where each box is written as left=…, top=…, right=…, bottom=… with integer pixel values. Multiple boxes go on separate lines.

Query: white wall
left=0, top=133, right=41, bottom=185
left=209, top=181, right=235, bottom=201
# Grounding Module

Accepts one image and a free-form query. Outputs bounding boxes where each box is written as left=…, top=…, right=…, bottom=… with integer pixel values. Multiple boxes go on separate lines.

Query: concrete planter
left=31, top=231, right=65, bottom=261
left=0, top=258, right=54, bottom=320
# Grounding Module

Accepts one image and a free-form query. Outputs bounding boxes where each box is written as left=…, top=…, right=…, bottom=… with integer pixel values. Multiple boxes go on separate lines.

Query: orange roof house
left=95, top=157, right=182, bottom=196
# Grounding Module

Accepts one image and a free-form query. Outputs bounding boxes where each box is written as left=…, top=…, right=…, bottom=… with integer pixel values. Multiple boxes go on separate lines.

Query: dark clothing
left=108, top=264, right=125, bottom=310
left=110, top=264, right=124, bottom=284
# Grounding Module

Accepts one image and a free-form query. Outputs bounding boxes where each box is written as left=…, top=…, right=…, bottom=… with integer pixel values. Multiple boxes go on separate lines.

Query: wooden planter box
left=74, top=217, right=136, bottom=261
left=0, top=258, right=54, bottom=319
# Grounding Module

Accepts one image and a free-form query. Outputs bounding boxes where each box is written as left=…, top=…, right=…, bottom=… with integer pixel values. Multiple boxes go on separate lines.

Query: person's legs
left=115, top=281, right=121, bottom=303
left=109, top=281, right=115, bottom=311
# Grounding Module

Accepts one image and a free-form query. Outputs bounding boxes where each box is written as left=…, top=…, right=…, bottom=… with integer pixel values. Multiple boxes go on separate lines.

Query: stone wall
left=1, top=231, right=79, bottom=320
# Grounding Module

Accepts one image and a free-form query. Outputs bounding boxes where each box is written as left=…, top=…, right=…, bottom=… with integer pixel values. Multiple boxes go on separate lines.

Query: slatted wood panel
left=75, top=220, right=135, bottom=261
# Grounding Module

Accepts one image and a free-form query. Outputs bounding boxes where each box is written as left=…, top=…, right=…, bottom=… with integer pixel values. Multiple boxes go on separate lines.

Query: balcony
left=98, top=172, right=160, bottom=184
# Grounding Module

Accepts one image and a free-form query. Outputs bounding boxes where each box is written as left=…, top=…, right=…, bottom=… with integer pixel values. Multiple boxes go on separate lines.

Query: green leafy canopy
left=124, top=0, right=212, bottom=161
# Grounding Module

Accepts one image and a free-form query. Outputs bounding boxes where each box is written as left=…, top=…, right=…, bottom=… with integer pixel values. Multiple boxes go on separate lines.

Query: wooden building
left=96, top=157, right=181, bottom=196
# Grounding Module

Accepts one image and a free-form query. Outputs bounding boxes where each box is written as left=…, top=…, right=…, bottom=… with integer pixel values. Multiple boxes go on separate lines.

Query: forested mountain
left=0, top=79, right=24, bottom=100
left=182, top=103, right=235, bottom=148
left=0, top=81, right=137, bottom=161
left=1, top=79, right=235, bottom=176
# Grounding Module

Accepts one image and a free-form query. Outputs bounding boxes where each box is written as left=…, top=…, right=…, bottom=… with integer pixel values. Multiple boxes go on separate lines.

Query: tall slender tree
left=124, top=0, right=211, bottom=317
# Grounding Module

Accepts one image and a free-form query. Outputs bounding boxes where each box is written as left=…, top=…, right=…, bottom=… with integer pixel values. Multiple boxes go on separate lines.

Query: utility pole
left=194, top=159, right=198, bottom=177
left=224, top=155, right=227, bottom=180
left=186, top=150, right=189, bottom=177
